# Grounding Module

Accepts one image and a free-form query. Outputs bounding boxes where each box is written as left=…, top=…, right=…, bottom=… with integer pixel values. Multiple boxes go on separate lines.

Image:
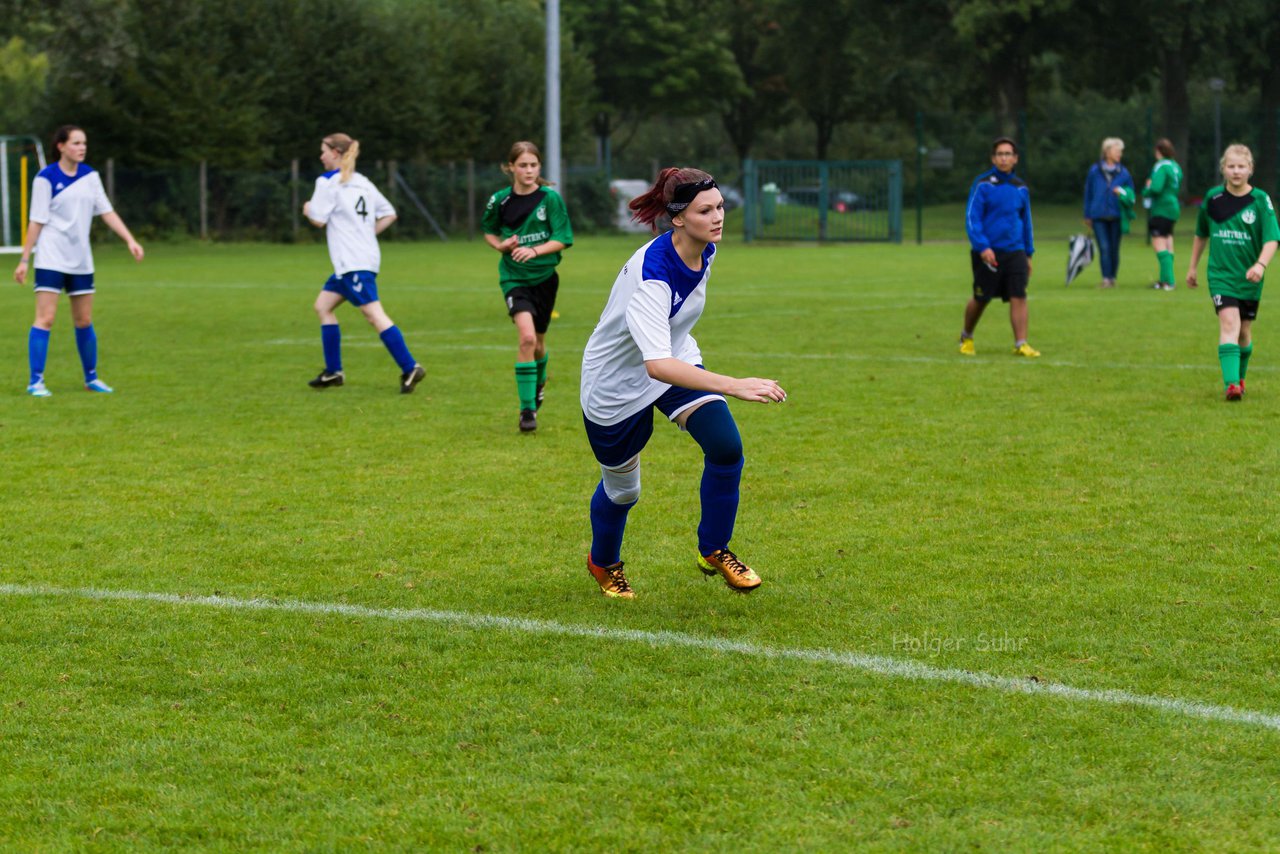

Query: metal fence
left=742, top=159, right=903, bottom=242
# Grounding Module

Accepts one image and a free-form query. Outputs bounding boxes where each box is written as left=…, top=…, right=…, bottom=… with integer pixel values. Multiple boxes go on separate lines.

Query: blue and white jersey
left=580, top=231, right=716, bottom=425
left=29, top=163, right=113, bottom=275
left=306, top=170, right=395, bottom=275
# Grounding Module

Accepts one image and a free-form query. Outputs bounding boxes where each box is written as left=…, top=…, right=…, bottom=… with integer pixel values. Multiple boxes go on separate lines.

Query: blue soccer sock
left=28, top=327, right=51, bottom=385
left=685, top=401, right=745, bottom=555
left=74, top=324, right=99, bottom=382
left=379, top=325, right=416, bottom=373
left=321, top=324, right=342, bottom=373
left=589, top=480, right=635, bottom=567
left=697, top=458, right=744, bottom=555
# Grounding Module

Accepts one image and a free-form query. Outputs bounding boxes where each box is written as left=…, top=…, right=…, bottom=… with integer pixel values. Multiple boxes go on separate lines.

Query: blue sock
left=697, top=458, right=744, bottom=555
left=74, top=324, right=98, bottom=382
left=379, top=325, right=416, bottom=373
left=685, top=401, right=745, bottom=555
left=321, top=324, right=342, bottom=373
left=590, top=481, right=635, bottom=567
left=28, top=327, right=51, bottom=385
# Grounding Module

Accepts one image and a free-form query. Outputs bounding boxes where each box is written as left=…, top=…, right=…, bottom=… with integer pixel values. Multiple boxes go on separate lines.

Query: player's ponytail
left=628, top=167, right=716, bottom=232
left=322, top=133, right=360, bottom=184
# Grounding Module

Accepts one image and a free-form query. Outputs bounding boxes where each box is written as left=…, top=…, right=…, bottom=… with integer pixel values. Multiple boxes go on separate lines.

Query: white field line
left=3, top=582, right=1279, bottom=734
left=261, top=337, right=1270, bottom=373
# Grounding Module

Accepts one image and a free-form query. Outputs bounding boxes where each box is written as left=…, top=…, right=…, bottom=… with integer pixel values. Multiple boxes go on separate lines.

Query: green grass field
left=2, top=231, right=1278, bottom=851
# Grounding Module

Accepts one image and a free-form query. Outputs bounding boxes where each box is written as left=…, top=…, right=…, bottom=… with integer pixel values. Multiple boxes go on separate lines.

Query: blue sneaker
left=85, top=378, right=114, bottom=393
left=27, top=380, right=52, bottom=397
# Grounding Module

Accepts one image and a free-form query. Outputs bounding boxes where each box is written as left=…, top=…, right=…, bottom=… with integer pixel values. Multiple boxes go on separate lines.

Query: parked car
left=785, top=186, right=869, bottom=212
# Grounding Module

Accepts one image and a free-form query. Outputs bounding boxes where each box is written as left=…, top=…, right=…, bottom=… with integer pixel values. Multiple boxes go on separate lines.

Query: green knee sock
left=535, top=353, right=549, bottom=388
left=515, top=361, right=537, bottom=410
left=1218, top=343, right=1241, bottom=388
left=1157, top=250, right=1174, bottom=285
left=1240, top=342, right=1254, bottom=380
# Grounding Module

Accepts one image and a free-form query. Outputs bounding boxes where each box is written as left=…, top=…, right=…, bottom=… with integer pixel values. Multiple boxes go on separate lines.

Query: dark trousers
left=1092, top=218, right=1121, bottom=279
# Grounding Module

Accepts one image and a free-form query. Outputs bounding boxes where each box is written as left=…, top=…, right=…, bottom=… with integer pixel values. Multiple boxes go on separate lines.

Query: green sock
left=1157, top=250, right=1174, bottom=285
left=515, top=361, right=538, bottom=410
left=1218, top=343, right=1241, bottom=388
left=535, top=353, right=549, bottom=388
left=1240, top=343, right=1254, bottom=380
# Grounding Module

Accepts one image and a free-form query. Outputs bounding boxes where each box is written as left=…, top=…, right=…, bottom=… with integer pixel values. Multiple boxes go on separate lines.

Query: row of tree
left=3, top=0, right=1280, bottom=191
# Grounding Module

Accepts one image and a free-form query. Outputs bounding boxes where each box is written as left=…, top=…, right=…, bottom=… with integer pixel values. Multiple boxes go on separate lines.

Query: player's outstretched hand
left=729, top=377, right=787, bottom=404
left=1186, top=269, right=1198, bottom=289
left=128, top=241, right=145, bottom=262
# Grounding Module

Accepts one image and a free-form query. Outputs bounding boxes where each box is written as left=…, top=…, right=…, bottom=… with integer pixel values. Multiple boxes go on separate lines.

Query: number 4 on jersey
left=355, top=196, right=368, bottom=220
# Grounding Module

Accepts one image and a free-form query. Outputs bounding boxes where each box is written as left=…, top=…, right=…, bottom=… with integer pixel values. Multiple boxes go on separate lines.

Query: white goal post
left=0, top=135, right=48, bottom=254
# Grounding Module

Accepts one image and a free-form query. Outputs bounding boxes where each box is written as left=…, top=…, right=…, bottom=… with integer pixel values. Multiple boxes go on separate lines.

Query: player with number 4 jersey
left=304, top=133, right=424, bottom=394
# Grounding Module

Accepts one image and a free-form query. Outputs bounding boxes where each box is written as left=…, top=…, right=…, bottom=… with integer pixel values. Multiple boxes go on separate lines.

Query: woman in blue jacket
left=1083, top=137, right=1134, bottom=288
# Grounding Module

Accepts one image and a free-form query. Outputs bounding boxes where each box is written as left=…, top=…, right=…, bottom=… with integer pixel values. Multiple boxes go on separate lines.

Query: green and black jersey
left=481, top=186, right=574, bottom=294
left=1143, top=159, right=1183, bottom=221
left=1195, top=185, right=1280, bottom=300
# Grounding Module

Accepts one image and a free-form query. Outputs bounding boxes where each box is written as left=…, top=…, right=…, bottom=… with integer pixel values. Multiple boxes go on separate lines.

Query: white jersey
left=306, top=170, right=395, bottom=275
left=29, top=163, right=113, bottom=275
left=580, top=231, right=715, bottom=425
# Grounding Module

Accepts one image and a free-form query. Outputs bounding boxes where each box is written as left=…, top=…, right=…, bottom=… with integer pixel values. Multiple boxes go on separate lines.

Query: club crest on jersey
left=537, top=206, right=547, bottom=221
left=1243, top=209, right=1257, bottom=225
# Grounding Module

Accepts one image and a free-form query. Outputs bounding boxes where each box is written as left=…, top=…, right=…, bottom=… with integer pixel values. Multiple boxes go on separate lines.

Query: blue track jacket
left=966, top=168, right=1034, bottom=256
left=1083, top=161, right=1134, bottom=219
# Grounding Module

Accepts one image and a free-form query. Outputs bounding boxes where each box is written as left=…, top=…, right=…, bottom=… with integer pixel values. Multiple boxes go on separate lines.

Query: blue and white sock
left=75, top=324, right=99, bottom=382
left=590, top=481, right=635, bottom=567
left=379, top=325, right=416, bottom=373
left=28, top=327, right=51, bottom=385
left=321, top=324, right=342, bottom=373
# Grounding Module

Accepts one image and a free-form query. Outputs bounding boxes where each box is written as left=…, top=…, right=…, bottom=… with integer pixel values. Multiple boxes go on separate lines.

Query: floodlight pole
left=1209, top=78, right=1225, bottom=160
left=545, top=0, right=562, bottom=188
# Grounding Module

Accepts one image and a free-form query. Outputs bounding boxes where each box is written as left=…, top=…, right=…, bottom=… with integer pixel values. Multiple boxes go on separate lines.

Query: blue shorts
left=34, top=269, right=95, bottom=295
left=322, top=271, right=380, bottom=307
left=584, top=379, right=725, bottom=467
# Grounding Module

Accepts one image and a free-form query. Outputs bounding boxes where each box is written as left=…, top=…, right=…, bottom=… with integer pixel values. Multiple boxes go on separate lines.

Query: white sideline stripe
left=259, top=337, right=1276, bottom=373
left=3, top=583, right=1279, bottom=733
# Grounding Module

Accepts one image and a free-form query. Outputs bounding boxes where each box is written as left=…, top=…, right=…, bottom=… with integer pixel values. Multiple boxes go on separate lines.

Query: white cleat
left=85, top=379, right=114, bottom=393
left=27, top=381, right=52, bottom=397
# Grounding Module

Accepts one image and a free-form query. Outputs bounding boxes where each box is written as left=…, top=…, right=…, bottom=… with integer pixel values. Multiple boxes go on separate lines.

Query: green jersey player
left=482, top=141, right=574, bottom=433
left=1186, top=144, right=1280, bottom=400
left=1142, top=138, right=1183, bottom=290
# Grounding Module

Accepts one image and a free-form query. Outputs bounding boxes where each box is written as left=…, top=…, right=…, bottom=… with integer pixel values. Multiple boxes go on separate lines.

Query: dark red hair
left=628, top=167, right=715, bottom=231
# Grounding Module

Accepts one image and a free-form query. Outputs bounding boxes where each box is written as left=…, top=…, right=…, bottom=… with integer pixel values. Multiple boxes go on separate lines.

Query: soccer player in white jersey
left=303, top=133, right=424, bottom=393
left=13, top=125, right=144, bottom=397
left=579, top=167, right=787, bottom=599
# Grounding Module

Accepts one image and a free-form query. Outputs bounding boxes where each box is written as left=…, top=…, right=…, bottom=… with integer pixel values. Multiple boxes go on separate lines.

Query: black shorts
left=971, top=250, right=1029, bottom=303
left=1212, top=293, right=1260, bottom=321
left=1148, top=217, right=1176, bottom=238
left=505, top=272, right=559, bottom=333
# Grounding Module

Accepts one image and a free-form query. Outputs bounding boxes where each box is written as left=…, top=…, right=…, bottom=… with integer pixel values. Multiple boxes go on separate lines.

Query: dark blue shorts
left=34, top=269, right=95, bottom=295
left=323, top=271, right=380, bottom=306
left=583, top=380, right=724, bottom=467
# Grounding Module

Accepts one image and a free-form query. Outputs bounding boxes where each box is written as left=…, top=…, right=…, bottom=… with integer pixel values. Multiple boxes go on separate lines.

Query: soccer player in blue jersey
left=579, top=167, right=787, bottom=599
left=958, top=137, right=1038, bottom=357
left=303, top=133, right=424, bottom=393
left=13, top=125, right=144, bottom=396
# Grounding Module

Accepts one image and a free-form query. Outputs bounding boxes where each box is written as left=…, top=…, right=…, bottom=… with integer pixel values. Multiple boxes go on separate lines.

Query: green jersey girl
left=1186, top=144, right=1280, bottom=400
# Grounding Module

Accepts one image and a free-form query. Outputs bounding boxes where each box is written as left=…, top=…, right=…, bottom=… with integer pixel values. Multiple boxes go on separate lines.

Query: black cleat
left=309, top=370, right=345, bottom=389
left=400, top=364, right=426, bottom=394
left=535, top=381, right=546, bottom=410
left=519, top=408, right=537, bottom=432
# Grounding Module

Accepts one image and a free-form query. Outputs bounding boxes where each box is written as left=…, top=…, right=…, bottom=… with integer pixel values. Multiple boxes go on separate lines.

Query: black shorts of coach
left=1148, top=217, right=1176, bottom=238
left=505, top=272, right=560, bottom=334
left=971, top=250, right=1029, bottom=303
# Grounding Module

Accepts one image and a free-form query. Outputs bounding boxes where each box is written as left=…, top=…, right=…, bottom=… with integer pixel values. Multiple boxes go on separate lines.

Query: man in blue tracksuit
left=959, top=137, right=1039, bottom=357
